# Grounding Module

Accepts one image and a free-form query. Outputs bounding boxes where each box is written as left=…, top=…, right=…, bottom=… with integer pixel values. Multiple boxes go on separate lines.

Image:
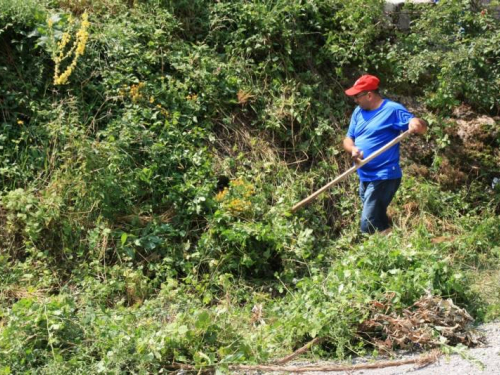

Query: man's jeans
left=359, top=178, right=401, bottom=234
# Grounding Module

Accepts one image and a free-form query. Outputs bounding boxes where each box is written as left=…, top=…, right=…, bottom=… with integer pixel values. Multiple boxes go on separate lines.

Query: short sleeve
left=393, top=106, right=414, bottom=131
left=346, top=109, right=358, bottom=139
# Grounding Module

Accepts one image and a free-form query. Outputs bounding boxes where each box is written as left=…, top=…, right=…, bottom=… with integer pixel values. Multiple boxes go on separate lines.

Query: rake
left=291, top=130, right=410, bottom=213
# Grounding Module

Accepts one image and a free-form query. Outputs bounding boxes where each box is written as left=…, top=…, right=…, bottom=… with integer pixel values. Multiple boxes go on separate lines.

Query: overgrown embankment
left=0, top=0, right=499, bottom=373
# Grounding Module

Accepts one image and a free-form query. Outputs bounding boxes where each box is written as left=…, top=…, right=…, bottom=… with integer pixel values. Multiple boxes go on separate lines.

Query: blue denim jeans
left=359, top=178, right=401, bottom=234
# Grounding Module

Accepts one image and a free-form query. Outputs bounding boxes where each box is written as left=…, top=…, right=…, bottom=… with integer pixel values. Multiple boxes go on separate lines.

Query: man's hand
left=351, top=147, right=364, bottom=164
left=408, top=117, right=428, bottom=135
left=343, top=137, right=364, bottom=164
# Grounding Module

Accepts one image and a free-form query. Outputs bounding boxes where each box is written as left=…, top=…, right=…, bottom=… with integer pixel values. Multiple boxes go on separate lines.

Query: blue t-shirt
left=346, top=99, right=414, bottom=182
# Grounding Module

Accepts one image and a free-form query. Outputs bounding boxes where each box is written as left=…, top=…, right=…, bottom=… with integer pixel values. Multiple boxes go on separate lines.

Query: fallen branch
left=166, top=349, right=441, bottom=373
left=273, top=337, right=324, bottom=365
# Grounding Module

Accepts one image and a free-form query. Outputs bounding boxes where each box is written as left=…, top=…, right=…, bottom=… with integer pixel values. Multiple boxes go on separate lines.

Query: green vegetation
left=1, top=0, right=499, bottom=372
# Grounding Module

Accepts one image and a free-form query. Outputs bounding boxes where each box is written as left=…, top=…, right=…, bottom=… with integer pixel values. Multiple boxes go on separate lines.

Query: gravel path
left=251, top=322, right=500, bottom=375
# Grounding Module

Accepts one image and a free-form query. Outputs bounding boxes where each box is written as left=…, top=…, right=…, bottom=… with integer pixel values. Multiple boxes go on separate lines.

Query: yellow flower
left=215, top=188, right=228, bottom=202
left=244, top=185, right=255, bottom=198
left=129, top=82, right=145, bottom=102
left=81, top=12, right=90, bottom=28
left=231, top=178, right=245, bottom=187
left=224, top=197, right=252, bottom=214
left=53, top=11, right=90, bottom=86
left=17, top=120, right=24, bottom=125
left=58, top=32, right=71, bottom=50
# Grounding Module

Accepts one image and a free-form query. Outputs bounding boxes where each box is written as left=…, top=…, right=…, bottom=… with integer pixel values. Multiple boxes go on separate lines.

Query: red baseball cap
left=345, top=75, right=380, bottom=96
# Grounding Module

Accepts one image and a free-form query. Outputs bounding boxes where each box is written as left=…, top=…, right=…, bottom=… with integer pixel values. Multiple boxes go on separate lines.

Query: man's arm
left=409, top=117, right=428, bottom=135
left=343, top=137, right=363, bottom=163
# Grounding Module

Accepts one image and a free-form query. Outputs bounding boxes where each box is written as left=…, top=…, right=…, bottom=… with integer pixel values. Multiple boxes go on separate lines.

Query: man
left=343, top=74, right=427, bottom=234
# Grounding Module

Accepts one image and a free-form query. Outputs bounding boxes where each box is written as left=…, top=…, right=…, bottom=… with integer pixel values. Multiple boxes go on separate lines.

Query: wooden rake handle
left=291, top=130, right=410, bottom=213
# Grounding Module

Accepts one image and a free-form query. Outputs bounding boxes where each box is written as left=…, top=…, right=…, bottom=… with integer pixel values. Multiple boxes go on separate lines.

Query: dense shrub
left=389, top=0, right=500, bottom=113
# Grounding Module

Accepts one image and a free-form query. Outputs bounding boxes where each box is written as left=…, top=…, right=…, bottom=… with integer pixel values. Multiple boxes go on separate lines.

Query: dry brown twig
left=165, top=349, right=441, bottom=373
left=273, top=337, right=324, bottom=365
left=358, top=294, right=485, bottom=354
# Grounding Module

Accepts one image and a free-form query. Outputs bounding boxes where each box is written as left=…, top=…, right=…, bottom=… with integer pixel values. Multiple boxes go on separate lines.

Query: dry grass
left=0, top=286, right=49, bottom=303
left=470, top=268, right=500, bottom=310
left=358, top=294, right=485, bottom=354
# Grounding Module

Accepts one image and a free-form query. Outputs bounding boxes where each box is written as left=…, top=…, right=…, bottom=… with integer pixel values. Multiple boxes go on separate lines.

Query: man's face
left=353, top=91, right=371, bottom=110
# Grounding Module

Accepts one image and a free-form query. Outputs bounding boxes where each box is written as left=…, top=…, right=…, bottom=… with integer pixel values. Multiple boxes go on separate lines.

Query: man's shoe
left=380, top=228, right=392, bottom=236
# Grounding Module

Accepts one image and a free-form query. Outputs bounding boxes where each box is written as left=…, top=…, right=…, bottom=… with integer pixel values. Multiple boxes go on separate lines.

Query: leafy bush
left=390, top=0, right=500, bottom=113
left=0, top=296, right=82, bottom=371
